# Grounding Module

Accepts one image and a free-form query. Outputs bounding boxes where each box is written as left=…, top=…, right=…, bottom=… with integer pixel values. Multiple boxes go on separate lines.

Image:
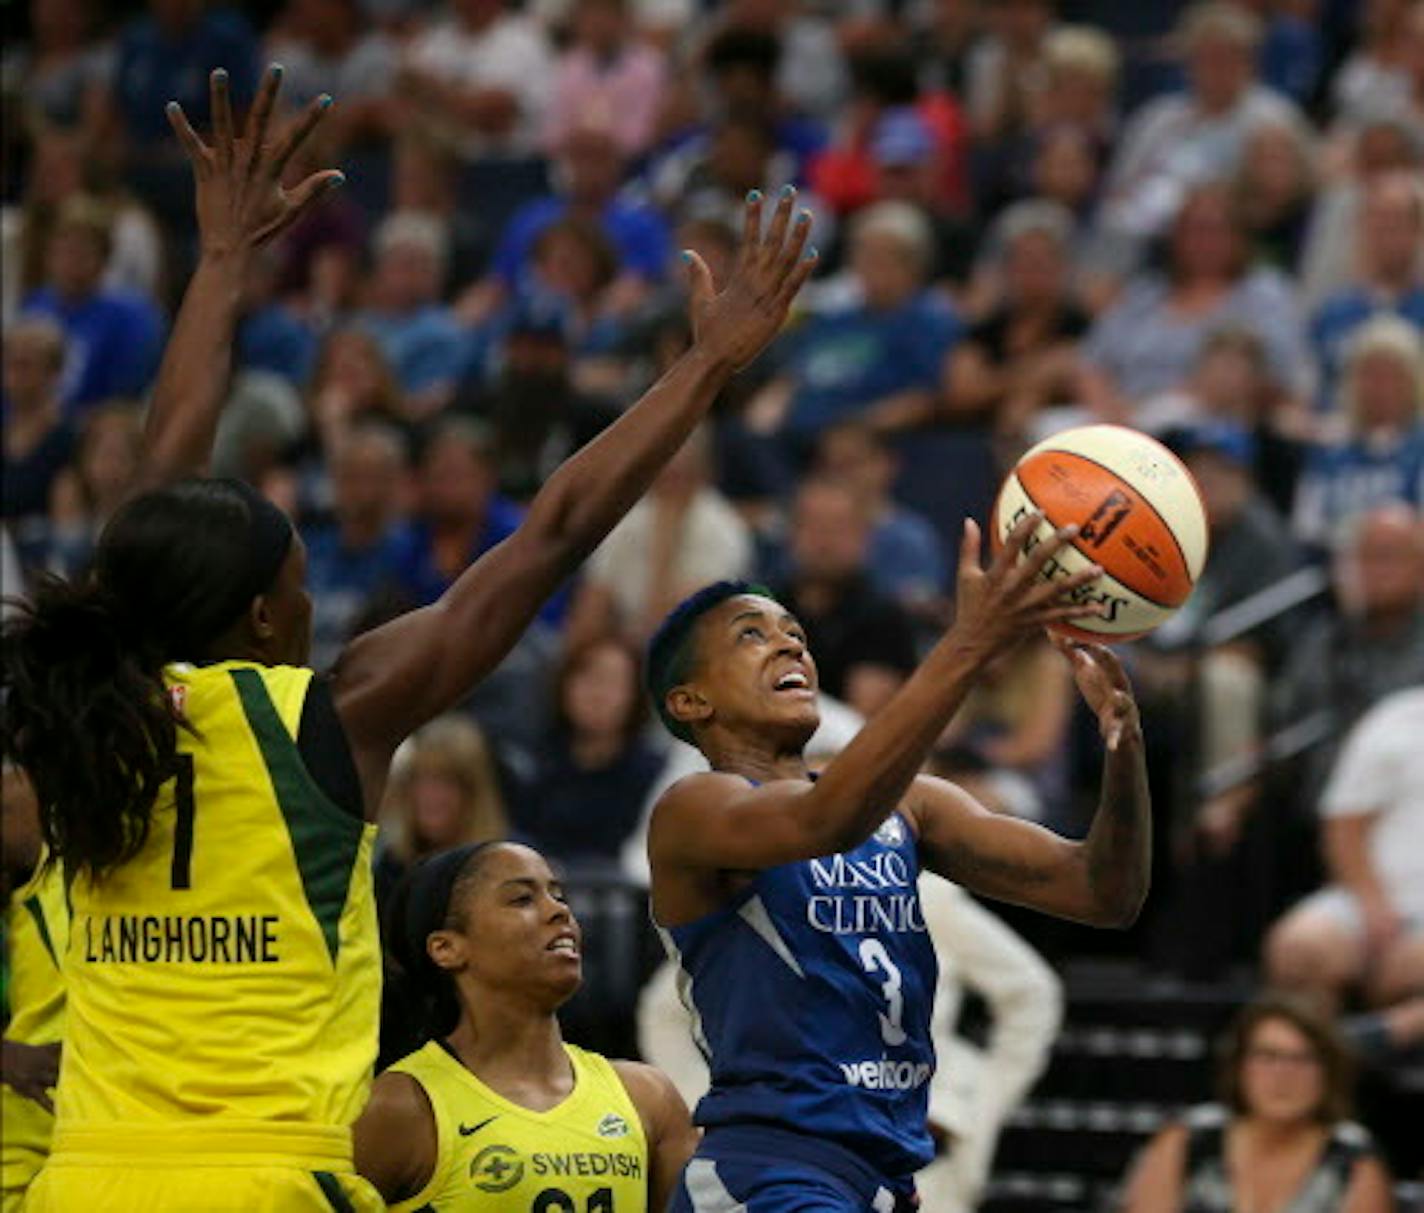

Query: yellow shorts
left=24, top=1123, right=385, bottom=1213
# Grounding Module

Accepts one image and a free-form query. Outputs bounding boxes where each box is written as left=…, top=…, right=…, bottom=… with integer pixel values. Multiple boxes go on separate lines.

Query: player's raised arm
left=907, top=638, right=1151, bottom=928
left=330, top=188, right=817, bottom=766
left=649, top=517, right=1108, bottom=878
left=131, top=65, right=343, bottom=495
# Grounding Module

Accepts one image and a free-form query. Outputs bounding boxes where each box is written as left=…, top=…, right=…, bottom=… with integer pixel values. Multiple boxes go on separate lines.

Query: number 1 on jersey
left=858, top=938, right=907, bottom=1046
left=170, top=753, right=196, bottom=890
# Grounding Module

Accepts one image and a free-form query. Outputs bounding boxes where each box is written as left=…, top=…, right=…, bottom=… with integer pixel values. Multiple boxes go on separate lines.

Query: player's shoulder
left=608, top=1059, right=690, bottom=1134
left=364, top=1065, right=436, bottom=1134
left=651, top=770, right=753, bottom=821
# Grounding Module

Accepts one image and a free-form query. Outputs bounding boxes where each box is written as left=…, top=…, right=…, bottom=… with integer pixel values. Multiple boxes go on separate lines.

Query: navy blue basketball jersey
left=659, top=811, right=938, bottom=1180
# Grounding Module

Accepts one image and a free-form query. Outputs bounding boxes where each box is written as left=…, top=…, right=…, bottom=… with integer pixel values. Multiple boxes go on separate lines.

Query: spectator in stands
left=568, top=425, right=751, bottom=646
left=1271, top=505, right=1424, bottom=802
left=39, top=401, right=143, bottom=577
left=19, top=127, right=166, bottom=305
left=945, top=200, right=1088, bottom=449
left=1098, top=2, right=1301, bottom=262
left=543, top=0, right=667, bottom=160
left=910, top=0, right=981, bottom=100
left=1308, top=172, right=1424, bottom=399
left=1299, top=114, right=1422, bottom=311
left=520, top=218, right=630, bottom=359
left=1236, top=116, right=1317, bottom=274
left=262, top=0, right=396, bottom=148
left=771, top=477, right=919, bottom=719
left=106, top=0, right=259, bottom=157
left=399, top=0, right=553, bottom=158
left=302, top=424, right=412, bottom=672
left=749, top=201, right=960, bottom=457
left=1331, top=0, right=1417, bottom=126
left=930, top=636, right=1074, bottom=826
left=386, top=132, right=488, bottom=295
left=393, top=417, right=568, bottom=624
left=701, top=26, right=827, bottom=173
left=812, top=421, right=947, bottom=611
left=486, top=122, right=671, bottom=305
left=1032, top=25, right=1120, bottom=142
left=1081, top=183, right=1309, bottom=415
left=11, top=0, right=113, bottom=131
left=963, top=0, right=1058, bottom=143
left=21, top=195, right=164, bottom=416
left=1252, top=0, right=1325, bottom=106
left=457, top=295, right=616, bottom=502
left=357, top=212, right=466, bottom=414
left=1138, top=327, right=1306, bottom=517
left=2, top=318, right=74, bottom=523
left=1121, top=994, right=1392, bottom=1212
left=511, top=637, right=664, bottom=866
left=234, top=250, right=317, bottom=387
left=1266, top=688, right=1424, bottom=1066
left=1294, top=316, right=1424, bottom=554
left=373, top=715, right=509, bottom=911
left=710, top=0, right=848, bottom=124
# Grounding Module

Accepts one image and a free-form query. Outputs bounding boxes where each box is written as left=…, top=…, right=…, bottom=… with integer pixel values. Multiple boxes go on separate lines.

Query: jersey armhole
left=297, top=676, right=365, bottom=820
left=387, top=1067, right=449, bottom=1213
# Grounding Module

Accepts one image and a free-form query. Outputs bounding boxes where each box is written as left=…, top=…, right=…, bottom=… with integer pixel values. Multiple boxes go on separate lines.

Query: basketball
left=993, top=424, right=1209, bottom=642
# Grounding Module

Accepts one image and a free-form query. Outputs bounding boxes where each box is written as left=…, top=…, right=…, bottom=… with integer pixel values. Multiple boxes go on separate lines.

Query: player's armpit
left=352, top=1071, right=438, bottom=1204
left=907, top=774, right=1121, bottom=927
left=612, top=1060, right=700, bottom=1212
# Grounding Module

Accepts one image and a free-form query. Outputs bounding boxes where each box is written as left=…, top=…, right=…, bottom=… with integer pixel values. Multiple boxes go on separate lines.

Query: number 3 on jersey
left=858, top=938, right=907, bottom=1046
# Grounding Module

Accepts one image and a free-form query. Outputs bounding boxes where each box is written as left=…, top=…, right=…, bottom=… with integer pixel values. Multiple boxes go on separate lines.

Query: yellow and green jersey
left=59, top=661, right=378, bottom=1137
left=388, top=1041, right=649, bottom=1213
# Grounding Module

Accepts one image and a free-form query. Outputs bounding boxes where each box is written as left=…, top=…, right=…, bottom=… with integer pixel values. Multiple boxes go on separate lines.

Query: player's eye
left=510, top=894, right=534, bottom=906
left=740, top=626, right=764, bottom=641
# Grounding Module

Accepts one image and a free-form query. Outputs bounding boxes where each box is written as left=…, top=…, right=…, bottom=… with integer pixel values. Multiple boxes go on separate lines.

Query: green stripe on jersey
left=22, top=894, right=58, bottom=969
left=312, top=1170, right=358, bottom=1212
left=231, top=669, right=363, bottom=963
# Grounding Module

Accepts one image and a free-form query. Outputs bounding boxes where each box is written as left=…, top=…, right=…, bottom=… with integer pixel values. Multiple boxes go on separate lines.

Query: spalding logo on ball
left=993, top=424, right=1209, bottom=641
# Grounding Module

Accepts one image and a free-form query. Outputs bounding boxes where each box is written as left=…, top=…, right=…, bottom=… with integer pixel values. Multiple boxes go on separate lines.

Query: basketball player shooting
left=645, top=518, right=1150, bottom=1212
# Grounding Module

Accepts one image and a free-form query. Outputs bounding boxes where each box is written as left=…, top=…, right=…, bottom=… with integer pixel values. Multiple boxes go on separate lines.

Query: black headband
left=400, top=843, right=488, bottom=975
left=223, top=479, right=294, bottom=602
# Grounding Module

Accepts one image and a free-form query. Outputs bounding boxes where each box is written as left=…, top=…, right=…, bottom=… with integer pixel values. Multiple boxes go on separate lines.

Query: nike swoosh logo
left=458, top=1116, right=499, bottom=1137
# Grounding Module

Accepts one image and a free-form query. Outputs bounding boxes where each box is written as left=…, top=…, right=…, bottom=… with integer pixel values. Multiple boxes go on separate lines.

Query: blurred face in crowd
left=80, top=409, right=143, bottom=512
left=1005, top=228, right=1068, bottom=308
left=996, top=0, right=1054, bottom=49
left=319, top=330, right=392, bottom=412
left=1045, top=65, right=1113, bottom=129
left=1242, top=124, right=1310, bottom=206
left=1354, top=122, right=1416, bottom=179
left=392, top=143, right=454, bottom=214
left=709, top=121, right=772, bottom=195
left=372, top=241, right=442, bottom=313
left=452, top=0, right=503, bottom=31
left=560, top=128, right=624, bottom=206
left=816, top=426, right=896, bottom=508
left=420, top=431, right=496, bottom=527
left=30, top=131, right=86, bottom=205
left=1032, top=127, right=1098, bottom=211
left=1350, top=348, right=1418, bottom=433
left=1187, top=31, right=1255, bottom=113
left=876, top=158, right=936, bottom=206
left=1194, top=343, right=1261, bottom=419
left=534, top=228, right=609, bottom=303
left=675, top=220, right=736, bottom=288
left=1171, top=189, right=1244, bottom=284
left=1359, top=176, right=1423, bottom=283
left=3, top=325, right=65, bottom=412
left=1185, top=449, right=1251, bottom=531
left=791, top=481, right=872, bottom=583
left=433, top=844, right=582, bottom=1007
left=408, top=762, right=471, bottom=850
left=1239, top=1016, right=1327, bottom=1126
left=332, top=433, right=405, bottom=532
left=1341, top=509, right=1424, bottom=617
left=47, top=222, right=107, bottom=300
left=573, top=0, right=627, bottom=53
left=852, top=230, right=923, bottom=310
left=563, top=641, right=639, bottom=741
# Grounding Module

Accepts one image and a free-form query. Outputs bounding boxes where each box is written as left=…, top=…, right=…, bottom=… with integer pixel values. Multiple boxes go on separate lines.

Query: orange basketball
left=992, top=424, right=1209, bottom=641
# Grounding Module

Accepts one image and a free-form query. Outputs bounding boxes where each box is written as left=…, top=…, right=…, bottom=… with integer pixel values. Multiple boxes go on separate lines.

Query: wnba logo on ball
left=1079, top=489, right=1133, bottom=548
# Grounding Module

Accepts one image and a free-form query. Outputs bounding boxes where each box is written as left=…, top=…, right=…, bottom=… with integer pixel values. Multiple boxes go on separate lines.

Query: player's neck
left=446, top=1004, right=571, bottom=1105
left=704, top=734, right=810, bottom=783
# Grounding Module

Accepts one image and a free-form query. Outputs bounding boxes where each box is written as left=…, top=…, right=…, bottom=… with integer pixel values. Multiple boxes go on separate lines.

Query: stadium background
left=2, top=0, right=1422, bottom=1206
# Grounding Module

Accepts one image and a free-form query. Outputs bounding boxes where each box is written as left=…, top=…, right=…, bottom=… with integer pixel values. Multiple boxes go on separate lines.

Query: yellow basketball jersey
left=58, top=661, right=379, bottom=1138
left=2, top=854, right=68, bottom=1206
left=387, top=1041, right=649, bottom=1213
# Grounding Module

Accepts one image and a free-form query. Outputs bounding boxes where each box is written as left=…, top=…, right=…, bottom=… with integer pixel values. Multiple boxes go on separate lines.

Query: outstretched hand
left=951, top=513, right=1107, bottom=661
left=166, top=64, right=344, bottom=259
left=1050, top=634, right=1141, bottom=752
left=685, top=186, right=817, bottom=370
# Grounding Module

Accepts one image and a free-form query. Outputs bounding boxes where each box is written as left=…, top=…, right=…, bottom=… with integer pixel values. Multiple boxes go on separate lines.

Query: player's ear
left=666, top=685, right=712, bottom=733
left=427, top=929, right=465, bottom=974
left=247, top=594, right=275, bottom=641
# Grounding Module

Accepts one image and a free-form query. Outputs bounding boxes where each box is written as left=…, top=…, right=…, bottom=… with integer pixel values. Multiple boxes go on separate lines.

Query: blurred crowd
left=2, top=0, right=1423, bottom=1188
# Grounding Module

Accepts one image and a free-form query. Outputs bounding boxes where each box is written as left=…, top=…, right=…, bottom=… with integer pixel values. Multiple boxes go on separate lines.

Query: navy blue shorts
left=670, top=1125, right=917, bottom=1213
